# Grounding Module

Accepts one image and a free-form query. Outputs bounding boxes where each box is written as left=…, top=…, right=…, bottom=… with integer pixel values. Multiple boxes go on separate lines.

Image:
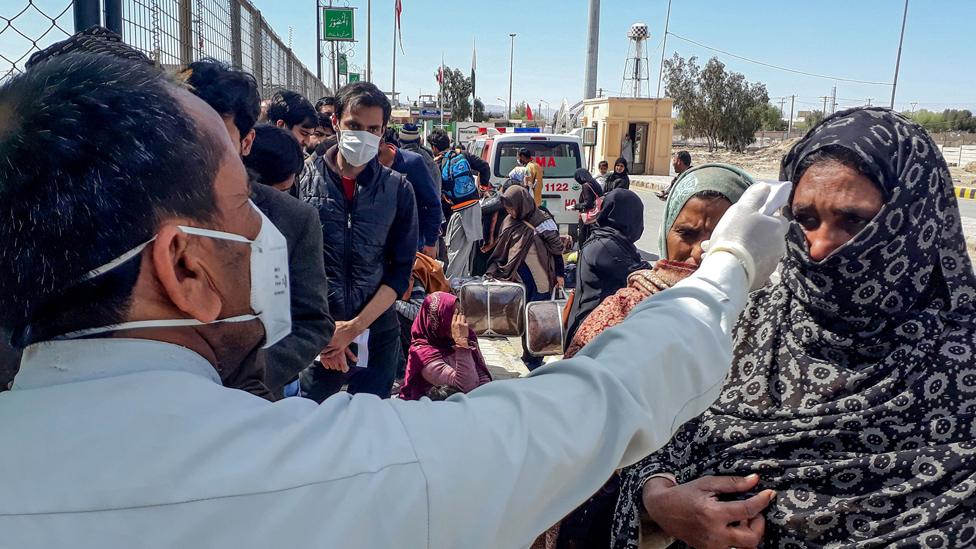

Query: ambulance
left=468, top=130, right=585, bottom=236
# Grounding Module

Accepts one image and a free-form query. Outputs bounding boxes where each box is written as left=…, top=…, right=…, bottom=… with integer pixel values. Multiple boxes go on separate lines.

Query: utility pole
left=508, top=33, right=517, bottom=119
left=777, top=97, right=786, bottom=119
left=583, top=0, right=600, bottom=100
left=315, top=0, right=322, bottom=80
left=787, top=94, right=795, bottom=137
left=656, top=0, right=672, bottom=98
left=866, top=98, right=872, bottom=106
left=910, top=101, right=918, bottom=117
left=831, top=85, right=837, bottom=114
left=366, top=0, right=371, bottom=81
left=890, top=0, right=909, bottom=109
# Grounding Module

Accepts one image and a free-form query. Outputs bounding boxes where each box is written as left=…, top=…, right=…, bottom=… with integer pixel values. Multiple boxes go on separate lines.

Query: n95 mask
left=58, top=200, right=291, bottom=349
left=338, top=129, right=381, bottom=167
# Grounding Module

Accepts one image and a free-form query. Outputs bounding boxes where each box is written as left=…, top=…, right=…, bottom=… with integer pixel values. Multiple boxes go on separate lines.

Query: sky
left=250, top=0, right=976, bottom=116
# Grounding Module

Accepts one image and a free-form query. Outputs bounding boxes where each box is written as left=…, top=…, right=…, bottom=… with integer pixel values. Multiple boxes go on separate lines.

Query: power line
left=666, top=31, right=893, bottom=86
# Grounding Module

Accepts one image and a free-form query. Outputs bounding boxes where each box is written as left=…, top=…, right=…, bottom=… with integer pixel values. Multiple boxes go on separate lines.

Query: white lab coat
left=0, top=254, right=746, bottom=549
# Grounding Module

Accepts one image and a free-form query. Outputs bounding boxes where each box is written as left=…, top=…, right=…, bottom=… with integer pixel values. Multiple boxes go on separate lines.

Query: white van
left=468, top=132, right=584, bottom=233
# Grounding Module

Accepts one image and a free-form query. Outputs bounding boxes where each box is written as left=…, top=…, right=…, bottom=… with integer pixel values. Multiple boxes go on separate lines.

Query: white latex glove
left=702, top=183, right=789, bottom=291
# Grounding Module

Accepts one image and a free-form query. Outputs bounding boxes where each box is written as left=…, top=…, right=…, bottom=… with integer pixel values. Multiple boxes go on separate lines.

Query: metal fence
left=1, top=0, right=328, bottom=101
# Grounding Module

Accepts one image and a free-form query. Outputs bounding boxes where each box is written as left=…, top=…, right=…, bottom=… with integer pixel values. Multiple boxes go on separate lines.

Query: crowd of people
left=0, top=26, right=973, bottom=549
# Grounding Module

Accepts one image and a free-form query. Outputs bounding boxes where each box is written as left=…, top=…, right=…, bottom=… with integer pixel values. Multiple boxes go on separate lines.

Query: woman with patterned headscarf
left=611, top=107, right=976, bottom=549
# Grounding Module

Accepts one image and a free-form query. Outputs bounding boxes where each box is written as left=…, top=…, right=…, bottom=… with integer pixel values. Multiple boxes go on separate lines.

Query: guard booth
left=581, top=97, right=673, bottom=176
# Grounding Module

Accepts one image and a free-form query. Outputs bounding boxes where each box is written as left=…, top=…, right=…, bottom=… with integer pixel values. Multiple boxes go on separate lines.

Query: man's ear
left=330, top=114, right=339, bottom=131
left=240, top=128, right=256, bottom=157
left=152, top=225, right=222, bottom=323
left=274, top=120, right=286, bottom=130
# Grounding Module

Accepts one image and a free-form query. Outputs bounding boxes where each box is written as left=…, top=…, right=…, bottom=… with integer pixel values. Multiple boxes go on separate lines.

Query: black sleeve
left=264, top=203, right=335, bottom=395
left=382, top=175, right=419, bottom=297
left=576, top=184, right=595, bottom=211
left=464, top=152, right=492, bottom=184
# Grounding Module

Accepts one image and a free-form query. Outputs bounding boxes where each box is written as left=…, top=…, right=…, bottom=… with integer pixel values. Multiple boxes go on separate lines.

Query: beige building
left=581, top=97, right=674, bottom=176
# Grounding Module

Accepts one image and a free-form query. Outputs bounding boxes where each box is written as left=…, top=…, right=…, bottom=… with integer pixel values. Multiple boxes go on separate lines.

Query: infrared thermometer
left=759, top=180, right=793, bottom=216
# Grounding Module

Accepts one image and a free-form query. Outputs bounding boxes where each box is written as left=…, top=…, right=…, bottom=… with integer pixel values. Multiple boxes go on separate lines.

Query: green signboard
left=338, top=54, right=347, bottom=75
left=323, top=7, right=354, bottom=41
left=348, top=73, right=361, bottom=83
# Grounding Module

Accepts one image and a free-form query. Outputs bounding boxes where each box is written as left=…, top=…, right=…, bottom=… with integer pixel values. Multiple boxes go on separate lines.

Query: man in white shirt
left=0, top=53, right=787, bottom=548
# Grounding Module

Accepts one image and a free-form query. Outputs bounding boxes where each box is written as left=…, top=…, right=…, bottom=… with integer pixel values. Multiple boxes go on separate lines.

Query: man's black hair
left=598, top=160, right=609, bottom=167
left=334, top=82, right=392, bottom=125
left=676, top=150, right=692, bottom=167
left=182, top=58, right=261, bottom=138
left=518, top=148, right=531, bottom=159
left=244, top=125, right=304, bottom=186
left=315, top=96, right=335, bottom=112
left=0, top=53, right=220, bottom=343
left=317, top=112, right=334, bottom=131
left=266, top=89, right=317, bottom=129
left=427, top=129, right=451, bottom=153
left=382, top=127, right=401, bottom=147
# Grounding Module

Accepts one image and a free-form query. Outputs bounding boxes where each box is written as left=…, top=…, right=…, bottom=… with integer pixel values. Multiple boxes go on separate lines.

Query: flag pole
left=391, top=20, right=397, bottom=106
left=440, top=53, right=445, bottom=128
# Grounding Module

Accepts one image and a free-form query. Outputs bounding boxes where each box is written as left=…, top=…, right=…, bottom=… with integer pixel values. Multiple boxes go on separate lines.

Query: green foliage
left=509, top=101, right=528, bottom=120
left=473, top=98, right=489, bottom=122
left=663, top=54, right=770, bottom=152
left=902, top=109, right=976, bottom=133
left=439, top=67, right=473, bottom=122
left=760, top=104, right=787, bottom=131
left=802, top=110, right=825, bottom=129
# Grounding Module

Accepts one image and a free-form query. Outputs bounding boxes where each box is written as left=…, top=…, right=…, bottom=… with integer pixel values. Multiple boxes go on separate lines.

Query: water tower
left=620, top=23, right=651, bottom=98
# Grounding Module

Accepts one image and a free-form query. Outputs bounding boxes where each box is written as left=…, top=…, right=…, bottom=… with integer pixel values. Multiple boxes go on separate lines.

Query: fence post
left=230, top=1, right=242, bottom=68
left=177, top=0, right=193, bottom=65
left=104, top=0, right=123, bottom=34
left=286, top=52, right=294, bottom=90
left=74, top=0, right=100, bottom=32
left=251, top=13, right=264, bottom=96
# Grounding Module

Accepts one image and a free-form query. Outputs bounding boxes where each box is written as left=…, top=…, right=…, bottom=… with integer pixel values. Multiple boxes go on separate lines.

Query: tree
left=438, top=66, right=473, bottom=122
left=803, top=110, right=825, bottom=129
left=509, top=101, right=528, bottom=120
left=663, top=54, right=770, bottom=152
left=473, top=98, right=489, bottom=122
left=760, top=104, right=787, bottom=131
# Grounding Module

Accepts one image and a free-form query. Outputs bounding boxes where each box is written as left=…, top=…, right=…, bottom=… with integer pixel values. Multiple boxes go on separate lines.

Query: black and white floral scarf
left=612, top=108, right=976, bottom=548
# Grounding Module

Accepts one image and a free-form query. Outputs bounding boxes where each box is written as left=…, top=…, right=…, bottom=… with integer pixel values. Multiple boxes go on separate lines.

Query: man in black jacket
left=299, top=82, right=418, bottom=400
left=183, top=59, right=334, bottom=399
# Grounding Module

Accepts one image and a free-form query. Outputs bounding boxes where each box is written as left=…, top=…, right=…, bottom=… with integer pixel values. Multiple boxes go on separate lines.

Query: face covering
left=58, top=201, right=291, bottom=349
left=338, top=129, right=381, bottom=167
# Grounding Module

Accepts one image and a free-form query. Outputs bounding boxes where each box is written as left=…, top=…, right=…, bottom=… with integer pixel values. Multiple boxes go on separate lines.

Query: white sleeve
left=390, top=252, right=748, bottom=549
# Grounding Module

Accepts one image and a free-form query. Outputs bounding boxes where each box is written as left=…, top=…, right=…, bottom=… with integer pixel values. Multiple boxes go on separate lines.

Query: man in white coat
left=0, top=54, right=788, bottom=548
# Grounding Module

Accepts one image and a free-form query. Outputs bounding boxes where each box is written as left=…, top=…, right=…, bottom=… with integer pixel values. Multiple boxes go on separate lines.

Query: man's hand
left=421, top=244, right=437, bottom=258
left=642, top=475, right=775, bottom=549
left=319, top=320, right=362, bottom=373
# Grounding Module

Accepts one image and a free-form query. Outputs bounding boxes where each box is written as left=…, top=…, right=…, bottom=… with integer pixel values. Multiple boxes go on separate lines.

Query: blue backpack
left=441, top=151, right=478, bottom=206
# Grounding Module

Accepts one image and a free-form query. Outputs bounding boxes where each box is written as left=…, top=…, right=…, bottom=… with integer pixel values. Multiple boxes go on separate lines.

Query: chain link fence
left=1, top=0, right=328, bottom=101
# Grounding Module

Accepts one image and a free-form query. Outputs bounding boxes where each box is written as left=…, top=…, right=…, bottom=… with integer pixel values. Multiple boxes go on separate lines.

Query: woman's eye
left=793, top=213, right=818, bottom=230
left=844, top=216, right=871, bottom=233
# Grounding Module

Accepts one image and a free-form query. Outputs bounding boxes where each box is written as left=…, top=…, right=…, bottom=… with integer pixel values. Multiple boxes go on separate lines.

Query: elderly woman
left=564, top=164, right=754, bottom=359
left=398, top=292, right=491, bottom=400
left=486, top=185, right=565, bottom=370
left=611, top=108, right=976, bottom=549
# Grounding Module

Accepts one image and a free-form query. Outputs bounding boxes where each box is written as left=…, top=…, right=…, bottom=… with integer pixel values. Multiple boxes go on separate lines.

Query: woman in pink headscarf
left=398, top=292, right=492, bottom=400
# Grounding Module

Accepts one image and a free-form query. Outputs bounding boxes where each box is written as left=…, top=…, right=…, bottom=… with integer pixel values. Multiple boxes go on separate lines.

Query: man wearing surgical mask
left=297, top=81, right=419, bottom=400
left=0, top=52, right=790, bottom=548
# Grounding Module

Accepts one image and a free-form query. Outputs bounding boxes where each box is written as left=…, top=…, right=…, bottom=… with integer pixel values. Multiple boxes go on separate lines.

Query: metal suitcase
left=524, top=289, right=568, bottom=357
left=458, top=279, right=526, bottom=337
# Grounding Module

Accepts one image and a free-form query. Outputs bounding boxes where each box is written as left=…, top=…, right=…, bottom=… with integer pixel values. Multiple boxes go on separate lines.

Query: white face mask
left=58, top=201, right=291, bottom=349
left=338, top=129, right=381, bottom=167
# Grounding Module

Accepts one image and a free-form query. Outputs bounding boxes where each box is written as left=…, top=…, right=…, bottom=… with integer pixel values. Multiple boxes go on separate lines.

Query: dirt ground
left=675, top=142, right=976, bottom=186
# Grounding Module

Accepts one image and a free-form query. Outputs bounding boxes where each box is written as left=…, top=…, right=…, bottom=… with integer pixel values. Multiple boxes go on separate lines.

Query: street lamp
left=538, top=99, right=551, bottom=126
left=496, top=97, right=508, bottom=120
left=508, top=33, right=517, bottom=119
